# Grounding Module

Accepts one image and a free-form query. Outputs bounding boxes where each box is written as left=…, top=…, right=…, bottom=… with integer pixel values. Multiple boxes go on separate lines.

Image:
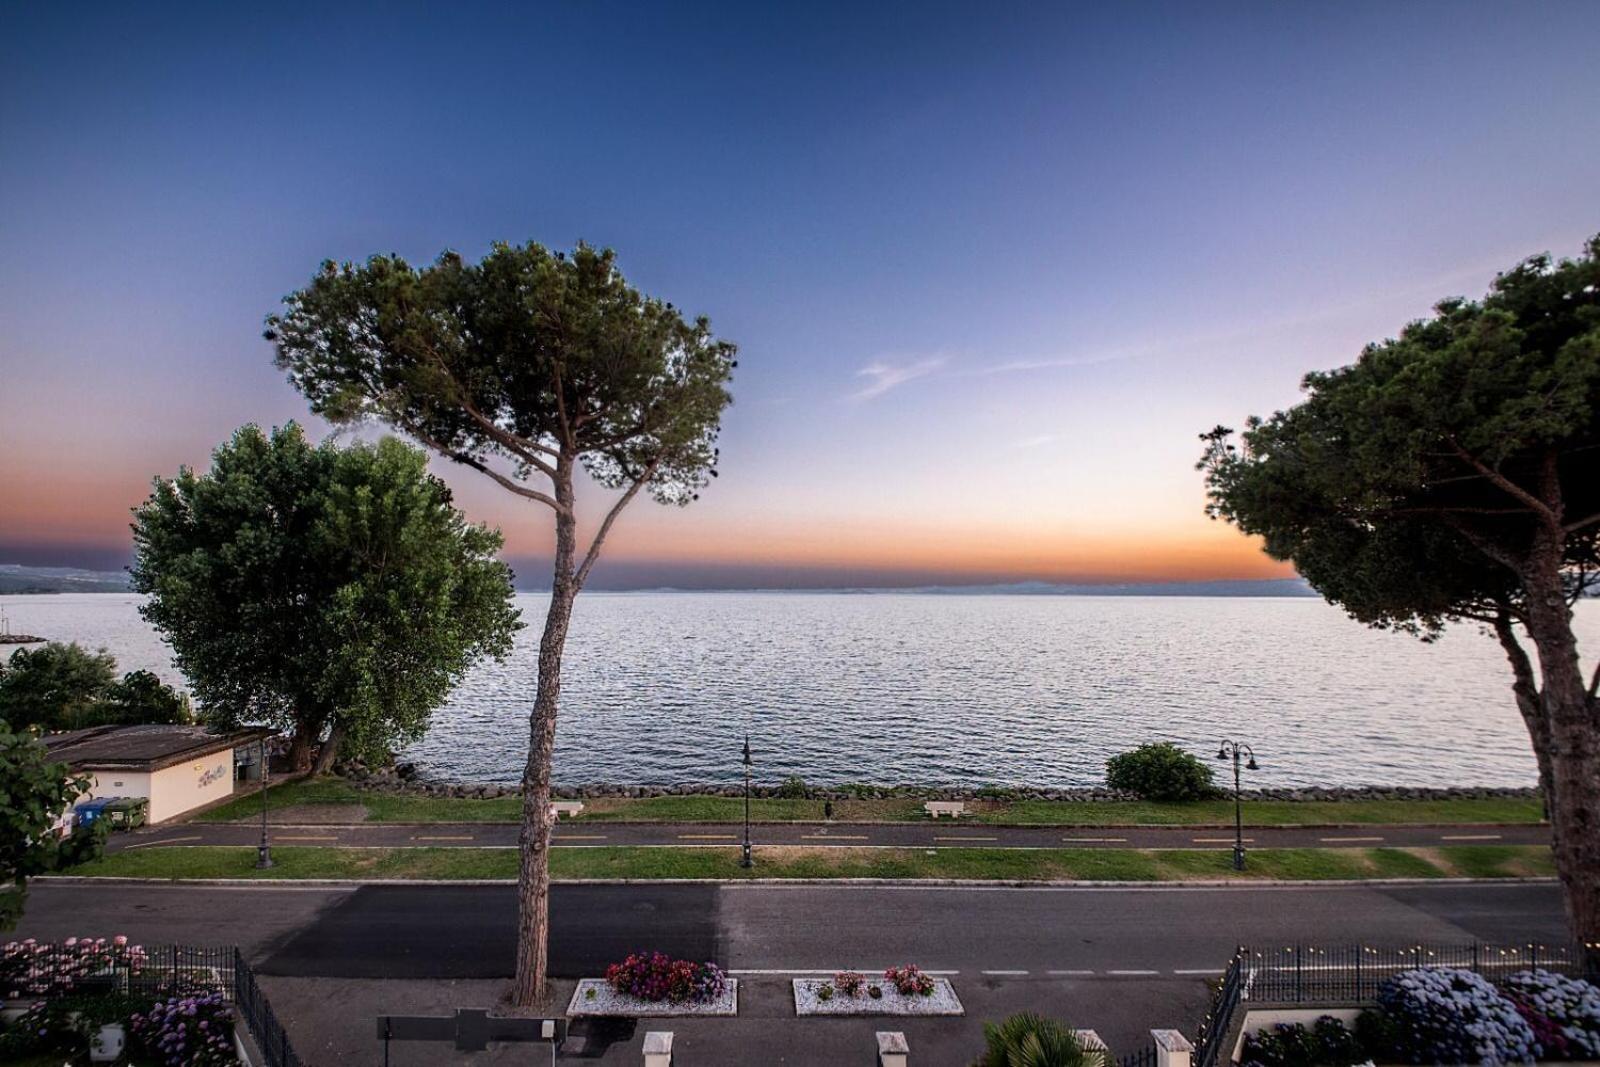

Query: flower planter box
left=793, top=977, right=964, bottom=1016
left=568, top=978, right=739, bottom=1017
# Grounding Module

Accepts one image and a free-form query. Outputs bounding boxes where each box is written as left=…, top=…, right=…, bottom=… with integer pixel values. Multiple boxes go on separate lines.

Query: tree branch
left=1564, top=511, right=1600, bottom=534
left=415, top=341, right=561, bottom=471
left=408, top=427, right=566, bottom=514
left=1441, top=514, right=1524, bottom=573
left=1447, top=437, right=1561, bottom=528
left=573, top=459, right=661, bottom=589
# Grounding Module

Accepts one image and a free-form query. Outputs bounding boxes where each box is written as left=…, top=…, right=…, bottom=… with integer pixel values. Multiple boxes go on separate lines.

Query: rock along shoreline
left=339, top=764, right=1539, bottom=804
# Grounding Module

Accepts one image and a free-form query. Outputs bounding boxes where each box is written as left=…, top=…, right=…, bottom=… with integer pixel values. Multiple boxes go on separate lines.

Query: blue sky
left=2, top=2, right=1597, bottom=586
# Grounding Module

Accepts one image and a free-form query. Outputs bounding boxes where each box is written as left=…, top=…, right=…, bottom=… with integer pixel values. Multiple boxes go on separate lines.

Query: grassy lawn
left=195, top=778, right=1545, bottom=827
left=66, top=844, right=1555, bottom=882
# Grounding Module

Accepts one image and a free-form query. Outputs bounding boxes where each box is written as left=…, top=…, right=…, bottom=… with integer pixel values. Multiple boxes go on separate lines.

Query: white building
left=44, top=724, right=273, bottom=824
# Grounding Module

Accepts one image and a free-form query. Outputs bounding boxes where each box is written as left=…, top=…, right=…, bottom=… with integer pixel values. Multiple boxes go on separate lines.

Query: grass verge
left=195, top=778, right=1545, bottom=828
left=65, top=845, right=1554, bottom=882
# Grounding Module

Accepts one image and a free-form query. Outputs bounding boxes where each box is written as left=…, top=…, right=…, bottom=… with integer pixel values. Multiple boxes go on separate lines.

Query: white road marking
left=935, top=836, right=998, bottom=842
left=552, top=835, right=609, bottom=841
left=1107, top=969, right=1160, bottom=976
left=981, top=969, right=1029, bottom=976
left=413, top=835, right=473, bottom=842
left=1062, top=837, right=1128, bottom=843
left=1173, top=968, right=1226, bottom=975
left=1047, top=969, right=1096, bottom=976
left=679, top=834, right=739, bottom=840
left=1192, top=837, right=1254, bottom=844
left=1320, top=836, right=1384, bottom=843
left=1441, top=834, right=1502, bottom=841
left=728, top=968, right=960, bottom=975
left=276, top=835, right=338, bottom=842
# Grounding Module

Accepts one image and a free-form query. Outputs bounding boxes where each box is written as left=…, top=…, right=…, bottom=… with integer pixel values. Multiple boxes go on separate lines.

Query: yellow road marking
left=799, top=834, right=870, bottom=840
left=123, top=835, right=201, bottom=849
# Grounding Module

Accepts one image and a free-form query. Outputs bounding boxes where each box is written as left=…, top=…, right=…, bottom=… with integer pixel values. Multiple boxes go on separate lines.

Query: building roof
left=42, top=724, right=271, bottom=772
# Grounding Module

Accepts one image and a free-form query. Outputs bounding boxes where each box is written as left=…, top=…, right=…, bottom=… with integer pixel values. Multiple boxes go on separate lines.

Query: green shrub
left=978, top=1013, right=1109, bottom=1066
left=776, top=775, right=809, bottom=799
left=1105, top=743, right=1217, bottom=801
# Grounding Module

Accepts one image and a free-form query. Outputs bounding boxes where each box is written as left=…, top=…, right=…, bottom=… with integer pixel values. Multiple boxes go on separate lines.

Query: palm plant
left=977, top=1013, right=1110, bottom=1067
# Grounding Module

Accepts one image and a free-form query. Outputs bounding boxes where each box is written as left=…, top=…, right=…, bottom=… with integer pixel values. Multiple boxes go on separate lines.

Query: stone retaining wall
left=337, top=764, right=1539, bottom=804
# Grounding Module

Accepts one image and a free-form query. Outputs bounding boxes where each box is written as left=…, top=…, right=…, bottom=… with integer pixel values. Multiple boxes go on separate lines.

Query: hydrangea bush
left=128, top=991, right=239, bottom=1066
left=1376, top=967, right=1538, bottom=1064
left=1503, top=969, right=1600, bottom=1060
left=603, top=952, right=727, bottom=1004
left=1, top=936, right=147, bottom=999
left=1239, top=1015, right=1367, bottom=1066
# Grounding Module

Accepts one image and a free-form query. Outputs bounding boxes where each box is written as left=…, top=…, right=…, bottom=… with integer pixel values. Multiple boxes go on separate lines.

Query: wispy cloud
left=850, top=357, right=946, bottom=401
left=1012, top=433, right=1060, bottom=449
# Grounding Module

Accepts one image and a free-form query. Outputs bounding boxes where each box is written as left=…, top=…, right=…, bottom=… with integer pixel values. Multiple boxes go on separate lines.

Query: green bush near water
left=1105, top=743, right=1219, bottom=801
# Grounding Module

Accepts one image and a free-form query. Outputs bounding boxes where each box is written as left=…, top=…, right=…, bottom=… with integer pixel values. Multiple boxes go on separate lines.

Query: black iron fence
left=1191, top=942, right=1594, bottom=1067
left=1116, top=1044, right=1158, bottom=1067
left=234, top=948, right=301, bottom=1067
left=1, top=939, right=300, bottom=1067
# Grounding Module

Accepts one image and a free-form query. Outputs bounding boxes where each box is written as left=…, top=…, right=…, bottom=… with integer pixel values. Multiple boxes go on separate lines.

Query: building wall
left=86, top=749, right=237, bottom=822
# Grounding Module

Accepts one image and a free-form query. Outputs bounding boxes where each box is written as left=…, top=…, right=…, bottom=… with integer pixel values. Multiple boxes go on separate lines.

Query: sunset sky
left=3, top=3, right=1598, bottom=588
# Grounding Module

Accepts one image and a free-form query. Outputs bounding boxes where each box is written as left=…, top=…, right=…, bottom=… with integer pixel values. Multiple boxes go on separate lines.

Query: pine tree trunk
left=1521, top=546, right=1600, bottom=971
left=287, top=720, right=317, bottom=772
left=511, top=468, right=579, bottom=1007
left=310, top=721, right=346, bottom=777
left=1490, top=614, right=1555, bottom=814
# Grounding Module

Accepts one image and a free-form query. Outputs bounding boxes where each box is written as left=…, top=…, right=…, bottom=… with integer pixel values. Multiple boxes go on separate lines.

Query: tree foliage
left=130, top=423, right=521, bottom=769
left=0, top=643, right=189, bottom=731
left=0, top=723, right=104, bottom=930
left=1199, top=234, right=1600, bottom=957
left=266, top=241, right=736, bottom=1004
left=1105, top=742, right=1218, bottom=801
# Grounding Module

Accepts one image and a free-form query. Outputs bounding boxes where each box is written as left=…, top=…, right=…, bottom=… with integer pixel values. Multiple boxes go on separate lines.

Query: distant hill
left=0, top=565, right=131, bottom=594
left=887, top=578, right=1318, bottom=597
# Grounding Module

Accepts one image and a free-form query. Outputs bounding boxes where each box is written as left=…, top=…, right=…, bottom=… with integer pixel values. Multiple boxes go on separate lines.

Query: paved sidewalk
left=109, top=819, right=1551, bottom=853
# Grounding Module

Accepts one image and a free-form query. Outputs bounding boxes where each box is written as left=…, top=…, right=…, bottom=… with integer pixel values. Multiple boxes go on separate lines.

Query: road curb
left=34, top=875, right=1560, bottom=889
left=192, top=818, right=1547, bottom=831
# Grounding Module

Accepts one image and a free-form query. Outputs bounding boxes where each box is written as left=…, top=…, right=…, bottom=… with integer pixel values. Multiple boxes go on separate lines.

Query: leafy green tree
left=131, top=424, right=521, bottom=773
left=266, top=242, right=736, bottom=1003
left=1105, top=743, right=1217, bottom=801
left=1199, top=235, right=1600, bottom=961
left=103, top=671, right=192, bottom=725
left=0, top=723, right=105, bottom=929
left=0, top=643, right=117, bottom=730
left=977, top=1012, right=1109, bottom=1067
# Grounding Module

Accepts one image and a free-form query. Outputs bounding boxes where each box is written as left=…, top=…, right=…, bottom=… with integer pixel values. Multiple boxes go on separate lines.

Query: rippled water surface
left=6, top=592, right=1592, bottom=788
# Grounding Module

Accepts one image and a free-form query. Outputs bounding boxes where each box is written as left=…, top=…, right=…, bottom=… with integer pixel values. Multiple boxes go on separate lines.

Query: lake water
left=4, top=592, right=1590, bottom=789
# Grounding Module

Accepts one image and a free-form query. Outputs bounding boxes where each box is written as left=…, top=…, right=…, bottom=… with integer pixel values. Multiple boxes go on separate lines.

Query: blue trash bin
left=73, top=797, right=115, bottom=826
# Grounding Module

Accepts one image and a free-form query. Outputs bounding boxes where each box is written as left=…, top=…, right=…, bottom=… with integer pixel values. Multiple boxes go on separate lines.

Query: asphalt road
left=16, top=881, right=1569, bottom=980
left=105, top=819, right=1550, bottom=852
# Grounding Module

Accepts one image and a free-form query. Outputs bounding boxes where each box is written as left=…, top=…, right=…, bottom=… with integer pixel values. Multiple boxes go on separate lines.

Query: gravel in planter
left=793, top=978, right=963, bottom=1016
left=567, top=978, right=738, bottom=1017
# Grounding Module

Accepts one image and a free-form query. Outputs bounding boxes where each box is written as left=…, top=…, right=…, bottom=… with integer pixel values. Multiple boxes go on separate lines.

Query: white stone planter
left=567, top=978, right=739, bottom=1017
left=793, top=977, right=964, bottom=1016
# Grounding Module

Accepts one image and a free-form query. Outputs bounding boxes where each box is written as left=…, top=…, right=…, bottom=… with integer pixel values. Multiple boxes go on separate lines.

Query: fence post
left=1294, top=946, right=1302, bottom=1002
left=1531, top=943, right=1540, bottom=970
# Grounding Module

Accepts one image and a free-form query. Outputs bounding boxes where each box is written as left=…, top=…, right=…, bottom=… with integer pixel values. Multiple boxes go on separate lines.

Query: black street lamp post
left=1216, top=740, right=1258, bottom=871
left=255, top=734, right=273, bottom=869
left=740, top=734, right=754, bottom=869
